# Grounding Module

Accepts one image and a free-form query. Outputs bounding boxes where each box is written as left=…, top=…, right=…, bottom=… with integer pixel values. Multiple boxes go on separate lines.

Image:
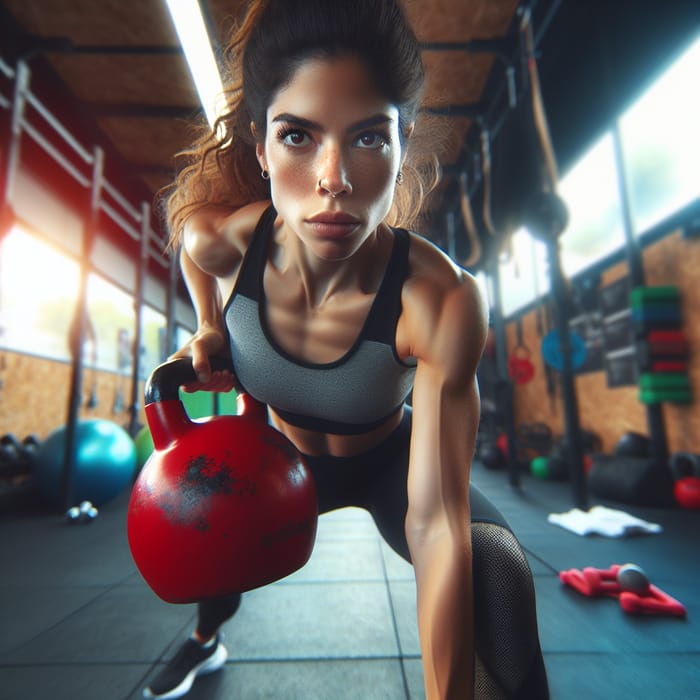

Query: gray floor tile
left=387, top=580, right=420, bottom=657
left=137, top=658, right=410, bottom=700
left=222, top=581, right=399, bottom=660
left=1, top=492, right=137, bottom=589
left=5, top=580, right=195, bottom=664
left=544, top=652, right=700, bottom=698
left=523, top=549, right=556, bottom=576
left=0, top=585, right=106, bottom=658
left=283, top=537, right=385, bottom=583
left=0, top=663, right=149, bottom=700
left=314, top=507, right=381, bottom=542
left=2, top=518, right=136, bottom=588
left=402, top=658, right=426, bottom=700
left=379, top=540, right=415, bottom=581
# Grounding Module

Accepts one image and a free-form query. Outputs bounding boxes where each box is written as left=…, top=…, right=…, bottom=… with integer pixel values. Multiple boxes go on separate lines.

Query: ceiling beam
left=421, top=103, right=482, bottom=118
left=419, top=38, right=514, bottom=60
left=87, top=102, right=199, bottom=119
left=38, top=39, right=184, bottom=56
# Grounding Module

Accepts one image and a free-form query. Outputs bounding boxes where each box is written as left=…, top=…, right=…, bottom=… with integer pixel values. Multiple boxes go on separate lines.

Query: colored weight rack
left=632, top=286, right=692, bottom=405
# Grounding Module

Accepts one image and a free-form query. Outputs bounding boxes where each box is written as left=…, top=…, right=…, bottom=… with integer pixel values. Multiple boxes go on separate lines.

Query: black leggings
left=197, top=407, right=549, bottom=698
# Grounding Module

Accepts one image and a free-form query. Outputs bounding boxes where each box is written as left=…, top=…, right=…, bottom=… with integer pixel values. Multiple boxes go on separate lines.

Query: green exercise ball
left=134, top=424, right=155, bottom=471
left=530, top=456, right=549, bottom=480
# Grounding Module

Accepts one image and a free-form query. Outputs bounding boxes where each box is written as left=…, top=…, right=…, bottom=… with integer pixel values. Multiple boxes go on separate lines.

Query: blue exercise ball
left=33, top=419, right=136, bottom=507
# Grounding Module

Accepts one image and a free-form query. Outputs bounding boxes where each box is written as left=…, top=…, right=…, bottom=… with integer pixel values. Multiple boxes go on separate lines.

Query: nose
left=316, top=144, right=352, bottom=198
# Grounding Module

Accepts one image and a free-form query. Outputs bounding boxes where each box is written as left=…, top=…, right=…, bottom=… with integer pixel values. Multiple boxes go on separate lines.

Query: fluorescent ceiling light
left=165, top=0, right=225, bottom=129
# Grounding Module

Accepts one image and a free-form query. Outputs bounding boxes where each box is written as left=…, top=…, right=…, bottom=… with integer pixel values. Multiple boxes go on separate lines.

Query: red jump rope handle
left=619, top=585, right=687, bottom=618
left=560, top=564, right=687, bottom=618
left=559, top=565, right=622, bottom=597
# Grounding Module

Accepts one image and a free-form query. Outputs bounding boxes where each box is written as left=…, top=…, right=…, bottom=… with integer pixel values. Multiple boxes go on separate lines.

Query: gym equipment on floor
left=559, top=563, right=686, bottom=618
left=33, top=420, right=136, bottom=508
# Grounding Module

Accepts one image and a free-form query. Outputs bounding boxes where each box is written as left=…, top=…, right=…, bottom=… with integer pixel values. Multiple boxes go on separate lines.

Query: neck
left=274, top=225, right=386, bottom=310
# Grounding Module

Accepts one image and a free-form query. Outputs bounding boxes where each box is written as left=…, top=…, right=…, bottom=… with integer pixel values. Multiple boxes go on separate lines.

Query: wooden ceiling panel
left=2, top=0, right=178, bottom=46
left=97, top=116, right=194, bottom=167
left=405, top=0, right=519, bottom=42
left=48, top=54, right=197, bottom=106
left=422, top=51, right=497, bottom=106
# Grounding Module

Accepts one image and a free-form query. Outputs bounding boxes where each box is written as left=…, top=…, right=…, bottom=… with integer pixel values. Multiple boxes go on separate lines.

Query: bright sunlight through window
left=0, top=226, right=79, bottom=360
left=558, top=133, right=624, bottom=278
left=619, top=34, right=700, bottom=233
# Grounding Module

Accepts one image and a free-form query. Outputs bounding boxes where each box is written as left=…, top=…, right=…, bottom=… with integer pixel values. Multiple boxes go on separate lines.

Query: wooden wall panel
left=0, top=352, right=146, bottom=442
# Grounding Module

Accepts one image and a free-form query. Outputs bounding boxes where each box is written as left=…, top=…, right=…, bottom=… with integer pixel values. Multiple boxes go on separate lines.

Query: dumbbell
left=65, top=500, right=99, bottom=524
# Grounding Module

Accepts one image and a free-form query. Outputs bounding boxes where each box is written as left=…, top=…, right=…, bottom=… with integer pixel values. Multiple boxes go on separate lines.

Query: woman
left=144, top=1, right=548, bottom=698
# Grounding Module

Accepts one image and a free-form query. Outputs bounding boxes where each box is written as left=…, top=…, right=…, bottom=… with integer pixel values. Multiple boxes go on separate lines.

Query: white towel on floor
left=547, top=505, right=663, bottom=537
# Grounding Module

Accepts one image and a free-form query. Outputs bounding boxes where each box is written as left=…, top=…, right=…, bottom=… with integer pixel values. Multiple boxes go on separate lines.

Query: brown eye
left=355, top=131, right=387, bottom=149
left=281, top=129, right=310, bottom=147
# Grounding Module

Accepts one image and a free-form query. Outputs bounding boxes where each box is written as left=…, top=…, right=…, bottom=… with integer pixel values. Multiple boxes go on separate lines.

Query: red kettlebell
left=674, top=476, right=700, bottom=510
left=127, top=358, right=318, bottom=603
left=507, top=345, right=535, bottom=385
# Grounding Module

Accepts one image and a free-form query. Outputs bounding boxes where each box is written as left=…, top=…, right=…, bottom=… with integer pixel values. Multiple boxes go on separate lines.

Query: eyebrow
left=271, top=113, right=394, bottom=132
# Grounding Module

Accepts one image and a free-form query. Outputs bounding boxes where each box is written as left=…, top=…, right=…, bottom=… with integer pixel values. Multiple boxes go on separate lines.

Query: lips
left=305, top=211, right=361, bottom=239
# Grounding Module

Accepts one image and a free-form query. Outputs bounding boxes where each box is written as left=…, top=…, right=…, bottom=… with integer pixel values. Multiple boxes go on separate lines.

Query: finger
left=209, top=371, right=236, bottom=392
left=180, top=371, right=234, bottom=394
left=168, top=344, right=192, bottom=361
left=190, top=340, right=212, bottom=384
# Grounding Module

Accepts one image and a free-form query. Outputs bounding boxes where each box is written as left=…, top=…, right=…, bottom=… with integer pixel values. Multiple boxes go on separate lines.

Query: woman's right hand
left=169, top=322, right=238, bottom=393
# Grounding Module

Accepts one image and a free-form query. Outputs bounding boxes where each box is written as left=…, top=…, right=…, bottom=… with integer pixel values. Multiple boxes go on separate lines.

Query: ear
left=399, top=122, right=415, bottom=167
left=252, top=122, right=267, bottom=171
left=255, top=142, right=266, bottom=166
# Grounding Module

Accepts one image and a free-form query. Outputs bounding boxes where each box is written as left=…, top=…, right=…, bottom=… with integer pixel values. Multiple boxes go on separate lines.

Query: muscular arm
left=177, top=247, right=227, bottom=382
left=173, top=201, right=268, bottom=383
left=403, top=261, right=488, bottom=700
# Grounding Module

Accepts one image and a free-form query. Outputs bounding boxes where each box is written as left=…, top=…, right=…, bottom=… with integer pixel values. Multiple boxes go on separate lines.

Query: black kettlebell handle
left=145, top=357, right=235, bottom=405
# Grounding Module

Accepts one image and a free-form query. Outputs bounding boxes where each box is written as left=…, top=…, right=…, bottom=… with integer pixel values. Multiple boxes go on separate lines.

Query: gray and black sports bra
left=224, top=205, right=417, bottom=435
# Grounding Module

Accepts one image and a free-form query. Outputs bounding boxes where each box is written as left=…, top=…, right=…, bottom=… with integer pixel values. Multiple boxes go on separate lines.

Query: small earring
left=261, top=169, right=270, bottom=180
left=396, top=170, right=404, bottom=185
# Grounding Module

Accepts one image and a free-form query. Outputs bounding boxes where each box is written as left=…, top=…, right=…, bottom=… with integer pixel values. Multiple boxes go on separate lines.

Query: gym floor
left=1, top=461, right=698, bottom=700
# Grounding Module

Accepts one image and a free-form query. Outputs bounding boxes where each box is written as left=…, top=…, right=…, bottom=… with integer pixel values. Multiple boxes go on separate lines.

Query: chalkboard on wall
left=600, top=277, right=637, bottom=387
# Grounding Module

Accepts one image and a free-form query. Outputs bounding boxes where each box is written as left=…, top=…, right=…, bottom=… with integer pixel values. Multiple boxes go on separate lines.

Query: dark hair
left=242, top=0, right=425, bottom=142
left=165, top=0, right=439, bottom=245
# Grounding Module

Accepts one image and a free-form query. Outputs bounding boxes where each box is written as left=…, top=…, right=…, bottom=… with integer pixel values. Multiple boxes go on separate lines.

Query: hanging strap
left=458, top=171, right=482, bottom=267
left=479, top=125, right=498, bottom=236
left=520, top=8, right=559, bottom=190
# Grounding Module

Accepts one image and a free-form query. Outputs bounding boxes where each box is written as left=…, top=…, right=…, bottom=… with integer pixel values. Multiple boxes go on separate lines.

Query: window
left=558, top=133, right=625, bottom=278
left=0, top=225, right=79, bottom=360
left=175, top=324, right=194, bottom=352
left=0, top=226, right=170, bottom=377
left=498, top=228, right=549, bottom=316
left=619, top=34, right=700, bottom=233
left=86, top=273, right=136, bottom=373
left=140, top=305, right=167, bottom=378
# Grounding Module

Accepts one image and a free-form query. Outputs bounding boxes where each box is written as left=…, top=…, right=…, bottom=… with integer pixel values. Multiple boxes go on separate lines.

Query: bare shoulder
left=399, top=232, right=488, bottom=379
left=184, top=200, right=271, bottom=276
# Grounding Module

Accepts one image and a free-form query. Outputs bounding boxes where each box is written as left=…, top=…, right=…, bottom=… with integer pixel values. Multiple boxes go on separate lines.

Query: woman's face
left=257, top=55, right=406, bottom=261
